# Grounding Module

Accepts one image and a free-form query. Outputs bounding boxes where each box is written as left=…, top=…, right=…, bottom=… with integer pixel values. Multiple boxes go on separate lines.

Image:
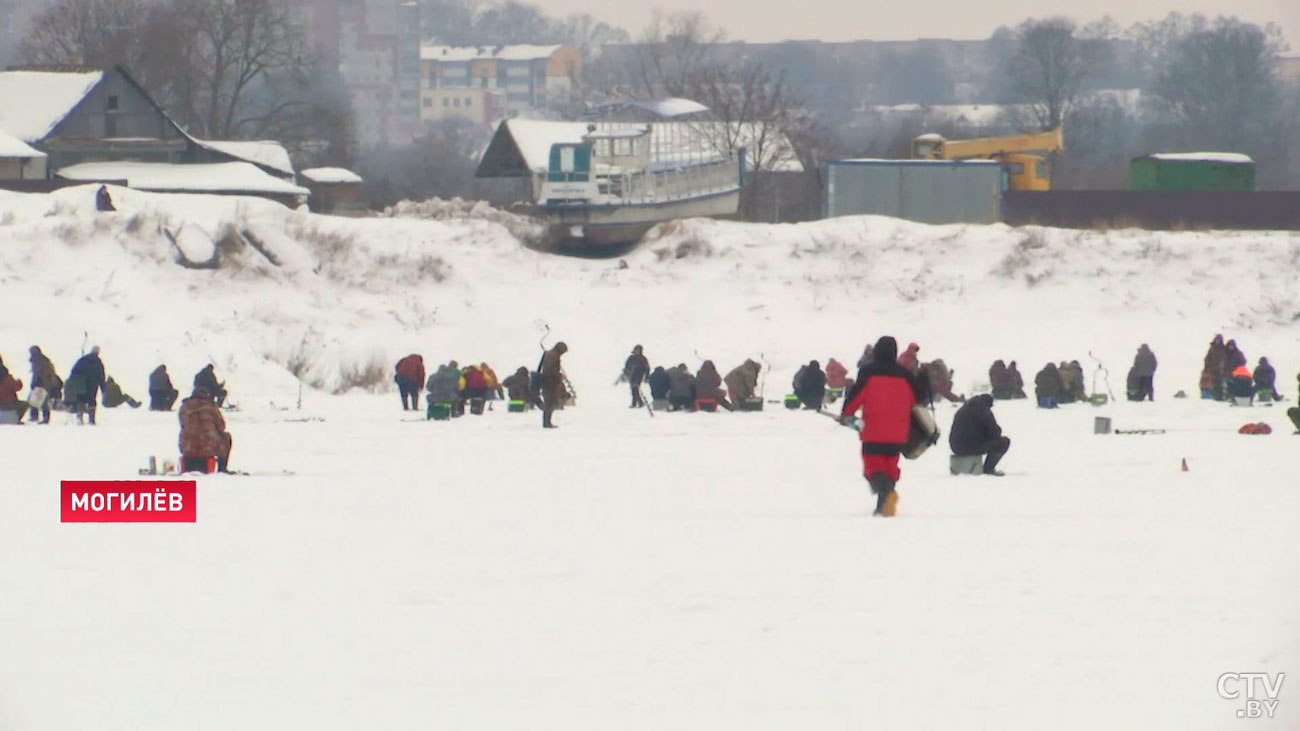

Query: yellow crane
left=911, top=127, right=1064, bottom=191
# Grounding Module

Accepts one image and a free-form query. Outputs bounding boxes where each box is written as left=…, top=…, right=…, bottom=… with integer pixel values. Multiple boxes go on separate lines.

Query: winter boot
left=868, top=473, right=898, bottom=517
left=216, top=456, right=234, bottom=474
left=880, top=490, right=899, bottom=517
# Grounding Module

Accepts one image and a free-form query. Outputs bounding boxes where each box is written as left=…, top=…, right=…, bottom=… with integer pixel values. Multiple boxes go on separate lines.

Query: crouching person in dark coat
left=1291, top=371, right=1300, bottom=433
left=101, top=376, right=141, bottom=408
left=194, top=364, right=228, bottom=407
left=949, top=394, right=1011, bottom=476
left=149, top=365, right=179, bottom=411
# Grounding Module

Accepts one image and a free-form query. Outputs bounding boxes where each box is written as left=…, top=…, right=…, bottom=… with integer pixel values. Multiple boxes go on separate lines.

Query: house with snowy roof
left=299, top=167, right=366, bottom=215
left=0, top=129, right=46, bottom=180
left=0, top=64, right=301, bottom=203
left=0, top=65, right=192, bottom=170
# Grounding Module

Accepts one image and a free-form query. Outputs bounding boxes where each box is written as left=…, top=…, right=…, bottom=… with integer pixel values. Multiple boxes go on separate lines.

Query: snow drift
left=3, top=185, right=1300, bottom=409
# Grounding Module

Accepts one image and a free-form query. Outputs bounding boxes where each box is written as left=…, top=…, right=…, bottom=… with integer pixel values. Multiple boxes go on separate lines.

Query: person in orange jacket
left=1227, top=365, right=1255, bottom=402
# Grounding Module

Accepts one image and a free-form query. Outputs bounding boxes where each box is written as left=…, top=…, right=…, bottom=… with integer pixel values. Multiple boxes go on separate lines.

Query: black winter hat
left=873, top=336, right=898, bottom=363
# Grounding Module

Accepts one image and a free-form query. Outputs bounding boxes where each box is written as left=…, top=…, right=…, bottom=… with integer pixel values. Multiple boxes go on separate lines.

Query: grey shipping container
left=824, top=159, right=1005, bottom=224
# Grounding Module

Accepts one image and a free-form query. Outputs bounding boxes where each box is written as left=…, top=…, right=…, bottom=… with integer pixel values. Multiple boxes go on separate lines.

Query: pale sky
left=542, top=0, right=1300, bottom=45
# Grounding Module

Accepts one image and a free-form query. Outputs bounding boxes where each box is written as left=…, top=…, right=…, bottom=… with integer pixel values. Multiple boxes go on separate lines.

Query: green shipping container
left=1129, top=154, right=1255, bottom=191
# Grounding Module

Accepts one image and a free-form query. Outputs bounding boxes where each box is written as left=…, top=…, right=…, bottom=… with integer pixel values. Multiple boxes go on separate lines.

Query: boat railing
left=606, top=158, right=736, bottom=204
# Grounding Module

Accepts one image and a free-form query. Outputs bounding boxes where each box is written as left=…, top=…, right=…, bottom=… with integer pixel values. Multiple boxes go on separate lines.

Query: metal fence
left=1002, top=191, right=1300, bottom=230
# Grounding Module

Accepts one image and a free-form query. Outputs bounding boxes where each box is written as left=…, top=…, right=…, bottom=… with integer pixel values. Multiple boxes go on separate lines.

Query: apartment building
left=419, top=44, right=580, bottom=125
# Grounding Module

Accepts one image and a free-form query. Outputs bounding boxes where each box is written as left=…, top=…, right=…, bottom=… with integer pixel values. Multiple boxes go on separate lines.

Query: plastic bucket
left=950, top=454, right=982, bottom=475
left=1094, top=416, right=1112, bottom=434
left=507, top=400, right=526, bottom=413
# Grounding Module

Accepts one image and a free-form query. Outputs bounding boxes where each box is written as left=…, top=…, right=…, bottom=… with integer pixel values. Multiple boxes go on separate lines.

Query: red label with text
left=61, top=481, right=197, bottom=523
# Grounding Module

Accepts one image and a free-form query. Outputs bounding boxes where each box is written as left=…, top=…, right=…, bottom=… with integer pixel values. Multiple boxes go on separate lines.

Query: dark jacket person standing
left=623, top=345, right=650, bottom=408
left=540, top=342, right=568, bottom=429
left=949, top=394, right=1011, bottom=476
left=1132, top=344, right=1157, bottom=401
left=68, top=346, right=107, bottom=424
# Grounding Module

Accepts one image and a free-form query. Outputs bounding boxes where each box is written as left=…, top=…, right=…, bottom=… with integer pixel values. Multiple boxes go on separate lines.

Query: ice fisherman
left=948, top=394, right=1011, bottom=477
left=840, top=336, right=928, bottom=517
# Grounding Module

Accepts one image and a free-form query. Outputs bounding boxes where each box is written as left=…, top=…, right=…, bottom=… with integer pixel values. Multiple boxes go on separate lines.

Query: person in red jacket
left=825, top=358, right=849, bottom=389
left=841, top=336, right=928, bottom=517
left=394, top=354, right=425, bottom=411
left=897, top=342, right=921, bottom=374
left=461, top=364, right=489, bottom=401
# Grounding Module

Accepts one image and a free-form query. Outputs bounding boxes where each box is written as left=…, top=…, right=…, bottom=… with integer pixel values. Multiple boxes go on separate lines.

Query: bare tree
left=609, top=13, right=830, bottom=220
left=20, top=0, right=152, bottom=69
left=471, top=0, right=561, bottom=45
left=1005, top=17, right=1106, bottom=129
left=628, top=11, right=725, bottom=98
left=420, top=0, right=480, bottom=46
left=238, top=61, right=357, bottom=165
left=357, top=118, right=493, bottom=205
left=1126, top=12, right=1209, bottom=89
left=558, top=13, right=629, bottom=62
left=159, top=0, right=314, bottom=139
left=1152, top=17, right=1286, bottom=151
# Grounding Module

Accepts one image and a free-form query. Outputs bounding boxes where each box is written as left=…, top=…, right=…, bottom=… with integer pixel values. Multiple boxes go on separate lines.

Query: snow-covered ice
left=1, top=186, right=1298, bottom=728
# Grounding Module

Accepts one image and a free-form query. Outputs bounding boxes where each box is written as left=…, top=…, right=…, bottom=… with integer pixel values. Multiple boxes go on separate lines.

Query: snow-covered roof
left=479, top=119, right=803, bottom=177
left=0, top=70, right=103, bottom=142
left=56, top=161, right=309, bottom=196
left=300, top=167, right=364, bottom=184
left=194, top=139, right=295, bottom=176
left=585, top=98, right=710, bottom=119
left=1146, top=153, right=1254, bottom=164
left=0, top=129, right=46, bottom=158
left=420, top=44, right=565, bottom=62
left=494, top=44, right=565, bottom=61
left=861, top=90, right=1143, bottom=127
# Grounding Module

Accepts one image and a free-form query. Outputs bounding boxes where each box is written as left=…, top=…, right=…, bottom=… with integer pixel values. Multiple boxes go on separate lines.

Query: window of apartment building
left=465, top=98, right=471, bottom=107
left=423, top=98, right=432, bottom=107
left=453, top=98, right=460, bottom=107
left=442, top=98, right=449, bottom=107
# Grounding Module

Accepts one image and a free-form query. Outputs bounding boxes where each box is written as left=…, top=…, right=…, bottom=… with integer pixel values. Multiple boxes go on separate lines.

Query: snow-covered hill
left=3, top=185, right=1299, bottom=405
